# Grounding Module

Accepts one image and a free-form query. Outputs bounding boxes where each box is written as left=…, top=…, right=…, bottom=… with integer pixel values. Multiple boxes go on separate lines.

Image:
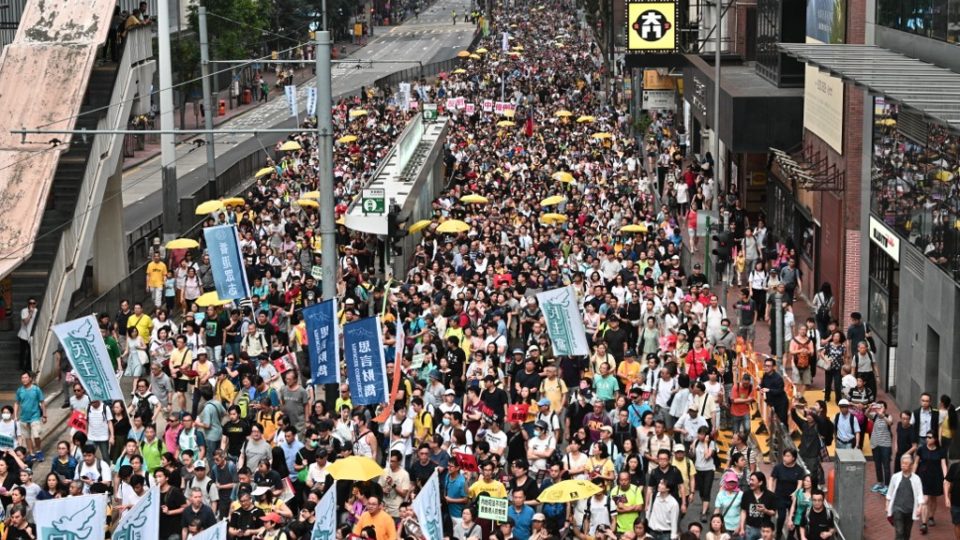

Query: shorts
left=951, top=506, right=960, bottom=525
left=737, top=325, right=755, bottom=342
left=173, top=379, right=189, bottom=392
left=796, top=366, right=812, bottom=384
left=19, top=421, right=41, bottom=439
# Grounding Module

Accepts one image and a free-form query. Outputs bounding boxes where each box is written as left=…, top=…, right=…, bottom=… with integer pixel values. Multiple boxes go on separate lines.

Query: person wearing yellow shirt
left=670, top=444, right=696, bottom=511
left=214, top=367, right=236, bottom=404
left=616, top=350, right=642, bottom=388
left=145, top=252, right=167, bottom=308
left=411, top=397, right=433, bottom=446
left=468, top=462, right=507, bottom=500
left=353, top=495, right=398, bottom=540
left=126, top=302, right=153, bottom=344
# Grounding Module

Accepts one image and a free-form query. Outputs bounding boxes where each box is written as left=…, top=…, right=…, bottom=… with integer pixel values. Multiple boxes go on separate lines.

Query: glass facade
left=877, top=0, right=960, bottom=44
left=871, top=98, right=960, bottom=280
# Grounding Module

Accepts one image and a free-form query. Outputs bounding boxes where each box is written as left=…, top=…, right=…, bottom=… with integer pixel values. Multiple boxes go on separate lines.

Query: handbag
left=816, top=354, right=831, bottom=371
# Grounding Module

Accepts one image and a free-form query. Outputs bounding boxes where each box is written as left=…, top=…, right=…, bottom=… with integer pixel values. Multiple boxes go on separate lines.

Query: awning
left=777, top=43, right=960, bottom=131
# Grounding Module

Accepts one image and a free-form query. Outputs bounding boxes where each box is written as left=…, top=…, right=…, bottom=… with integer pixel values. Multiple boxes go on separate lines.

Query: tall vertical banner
left=311, top=480, right=337, bottom=540
left=285, top=84, right=299, bottom=120
left=303, top=299, right=340, bottom=385
left=374, top=318, right=405, bottom=423
left=203, top=224, right=251, bottom=301
left=501, top=32, right=510, bottom=52
left=112, top=486, right=159, bottom=540
left=804, top=0, right=846, bottom=153
left=536, top=286, right=591, bottom=356
left=36, top=493, right=107, bottom=540
left=412, top=471, right=443, bottom=540
left=191, top=520, right=227, bottom=540
left=53, top=316, right=124, bottom=402
left=306, top=87, right=318, bottom=118
left=399, top=82, right=412, bottom=112
left=343, top=317, right=387, bottom=406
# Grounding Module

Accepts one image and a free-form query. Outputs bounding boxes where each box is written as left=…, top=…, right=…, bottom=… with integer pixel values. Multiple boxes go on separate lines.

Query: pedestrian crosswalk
left=387, top=27, right=470, bottom=37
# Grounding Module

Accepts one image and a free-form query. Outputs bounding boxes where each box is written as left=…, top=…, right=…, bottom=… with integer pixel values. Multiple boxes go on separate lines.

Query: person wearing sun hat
left=713, top=470, right=744, bottom=532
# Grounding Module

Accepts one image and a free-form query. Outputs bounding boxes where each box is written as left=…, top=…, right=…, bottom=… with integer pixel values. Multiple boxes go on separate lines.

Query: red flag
left=524, top=114, right=534, bottom=137
left=374, top=319, right=405, bottom=423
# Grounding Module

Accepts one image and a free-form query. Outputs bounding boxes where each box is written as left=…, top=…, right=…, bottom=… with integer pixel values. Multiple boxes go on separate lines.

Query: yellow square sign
left=626, top=0, right=678, bottom=53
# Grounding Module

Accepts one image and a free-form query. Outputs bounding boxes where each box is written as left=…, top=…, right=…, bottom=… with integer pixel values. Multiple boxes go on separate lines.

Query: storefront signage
left=869, top=216, right=900, bottom=262
left=690, top=74, right=709, bottom=120
left=642, top=90, right=676, bottom=111
left=626, top=0, right=679, bottom=53
left=803, top=0, right=846, bottom=154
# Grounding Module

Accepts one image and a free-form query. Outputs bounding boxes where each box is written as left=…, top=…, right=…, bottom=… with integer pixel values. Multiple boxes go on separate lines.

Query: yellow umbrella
left=537, top=479, right=604, bottom=503
left=195, top=200, right=224, bottom=215
left=349, top=109, right=368, bottom=118
left=436, top=219, right=471, bottom=234
left=879, top=118, right=896, bottom=127
left=540, top=213, right=568, bottom=224
left=457, top=50, right=471, bottom=58
left=497, top=120, right=516, bottom=127
left=512, top=45, right=524, bottom=51
left=475, top=47, right=488, bottom=54
left=336, top=216, right=345, bottom=225
left=165, top=238, right=199, bottom=250
left=279, top=140, right=302, bottom=152
left=337, top=135, right=358, bottom=143
left=460, top=194, right=489, bottom=204
left=620, top=224, right=649, bottom=233
left=592, top=132, right=613, bottom=140
left=935, top=170, right=954, bottom=182
left=195, top=291, right=232, bottom=308
left=408, top=219, right=433, bottom=234
left=223, top=197, right=245, bottom=207
left=301, top=191, right=320, bottom=199
left=508, top=51, right=522, bottom=58
left=296, top=198, right=320, bottom=208
left=554, top=110, right=573, bottom=117
left=540, top=195, right=567, bottom=207
left=326, top=456, right=384, bottom=481
left=503, top=109, right=516, bottom=118
left=576, top=115, right=596, bottom=123
left=555, top=42, right=566, bottom=48
left=255, top=167, right=275, bottom=178
left=551, top=171, right=575, bottom=183
left=469, top=53, right=481, bottom=60
left=453, top=68, right=467, bottom=74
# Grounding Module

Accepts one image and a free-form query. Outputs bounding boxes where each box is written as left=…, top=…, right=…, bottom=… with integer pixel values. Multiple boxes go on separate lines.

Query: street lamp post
left=158, top=0, right=179, bottom=242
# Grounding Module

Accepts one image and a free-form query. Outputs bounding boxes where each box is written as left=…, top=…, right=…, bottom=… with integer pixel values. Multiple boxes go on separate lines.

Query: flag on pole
left=536, top=286, right=591, bottom=356
left=53, top=316, right=125, bottom=402
left=112, top=486, right=160, bottom=540
left=303, top=299, right=340, bottom=385
left=285, top=85, right=298, bottom=118
left=311, top=481, right=337, bottom=540
left=374, top=318, right=405, bottom=423
left=191, top=521, right=227, bottom=540
left=35, top=493, right=107, bottom=540
left=412, top=471, right=443, bottom=540
left=203, top=224, right=251, bottom=301
left=343, top=317, right=388, bottom=406
left=524, top=114, right=535, bottom=137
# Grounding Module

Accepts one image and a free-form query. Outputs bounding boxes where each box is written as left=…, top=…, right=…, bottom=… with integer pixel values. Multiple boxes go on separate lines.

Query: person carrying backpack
left=129, top=378, right=161, bottom=427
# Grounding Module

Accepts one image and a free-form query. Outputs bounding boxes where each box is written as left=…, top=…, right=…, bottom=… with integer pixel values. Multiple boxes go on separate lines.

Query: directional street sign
left=361, top=188, right=385, bottom=215
left=423, top=103, right=438, bottom=121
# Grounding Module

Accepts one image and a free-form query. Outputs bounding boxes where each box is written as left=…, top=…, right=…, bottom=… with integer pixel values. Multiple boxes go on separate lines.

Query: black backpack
left=134, top=393, right=155, bottom=424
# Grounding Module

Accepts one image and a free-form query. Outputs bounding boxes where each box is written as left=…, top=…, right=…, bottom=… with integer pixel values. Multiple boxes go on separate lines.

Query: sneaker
left=879, top=487, right=888, bottom=496
left=869, top=484, right=880, bottom=492
left=928, top=518, right=935, bottom=527
left=60, top=403, right=70, bottom=409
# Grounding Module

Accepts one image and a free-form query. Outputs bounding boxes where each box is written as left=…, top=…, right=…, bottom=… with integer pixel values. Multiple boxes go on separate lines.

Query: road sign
left=361, top=188, right=385, bottom=215
left=423, top=103, right=438, bottom=121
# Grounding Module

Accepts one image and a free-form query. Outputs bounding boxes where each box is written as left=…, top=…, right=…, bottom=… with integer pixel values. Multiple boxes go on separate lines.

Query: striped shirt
left=870, top=412, right=894, bottom=449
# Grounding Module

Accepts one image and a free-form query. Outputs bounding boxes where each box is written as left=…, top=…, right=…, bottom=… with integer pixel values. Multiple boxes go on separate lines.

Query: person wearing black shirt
left=480, top=376, right=510, bottom=422
left=770, top=450, right=806, bottom=537
left=686, top=263, right=709, bottom=288
left=565, top=391, right=591, bottom=437
left=4, top=508, right=34, bottom=540
left=601, top=317, right=629, bottom=362
left=507, top=460, right=540, bottom=505
left=228, top=491, right=266, bottom=539
left=645, top=450, right=686, bottom=509
left=315, top=422, right=344, bottom=461
left=505, top=422, right=529, bottom=466
left=513, top=359, right=542, bottom=401
left=445, top=336, right=467, bottom=388
left=157, top=468, right=187, bottom=540
left=181, top=487, right=218, bottom=538
left=222, top=407, right=251, bottom=460
left=409, top=445, right=437, bottom=488
left=737, top=472, right=777, bottom=538
left=802, top=491, right=835, bottom=540
left=733, top=289, right=757, bottom=342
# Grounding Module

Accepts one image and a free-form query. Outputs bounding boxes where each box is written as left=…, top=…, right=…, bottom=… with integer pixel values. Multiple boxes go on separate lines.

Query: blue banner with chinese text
left=203, top=224, right=251, bottom=301
left=304, top=299, right=340, bottom=385
left=343, top=316, right=387, bottom=406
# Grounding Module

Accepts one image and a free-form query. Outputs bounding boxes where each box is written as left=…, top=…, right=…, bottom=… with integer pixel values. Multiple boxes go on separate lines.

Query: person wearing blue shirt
left=507, top=488, right=535, bottom=540
left=444, top=458, right=468, bottom=525
left=14, top=372, right=45, bottom=462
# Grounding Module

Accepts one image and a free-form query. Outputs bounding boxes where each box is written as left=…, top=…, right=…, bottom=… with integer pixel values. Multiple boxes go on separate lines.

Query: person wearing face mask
left=0, top=406, right=19, bottom=451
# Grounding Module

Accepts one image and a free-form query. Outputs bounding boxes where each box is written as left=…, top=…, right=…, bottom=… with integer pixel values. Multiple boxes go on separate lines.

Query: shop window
left=877, top=0, right=960, bottom=44
left=794, top=210, right=816, bottom=267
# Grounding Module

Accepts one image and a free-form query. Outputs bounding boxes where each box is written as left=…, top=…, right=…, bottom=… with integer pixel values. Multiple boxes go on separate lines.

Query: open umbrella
left=453, top=68, right=467, bottom=74
left=296, top=199, right=320, bottom=208
left=497, top=120, right=516, bottom=127
left=349, top=109, right=368, bottom=118
left=537, top=479, right=603, bottom=503
left=223, top=197, right=245, bottom=207
left=540, top=213, right=568, bottom=224
left=165, top=238, right=199, bottom=250
left=503, top=109, right=516, bottom=118
left=592, top=132, right=613, bottom=140
left=195, top=200, right=224, bottom=215
left=337, top=135, right=358, bottom=144
left=195, top=291, right=232, bottom=308
left=255, top=167, right=275, bottom=178
left=554, top=110, right=573, bottom=118
left=576, top=115, right=596, bottom=123
left=469, top=53, right=481, bottom=60
left=555, top=42, right=566, bottom=48
left=408, top=219, right=433, bottom=234
left=551, top=171, right=575, bottom=183
left=457, top=50, right=471, bottom=58
left=620, top=224, right=649, bottom=233
left=508, top=51, right=522, bottom=58
left=475, top=47, right=488, bottom=54
left=326, top=456, right=384, bottom=481
left=460, top=194, right=489, bottom=204
left=436, top=220, right=471, bottom=234
left=935, top=170, right=954, bottom=182
left=279, top=140, right=302, bottom=152
left=512, top=45, right=525, bottom=51
left=540, top=195, right=567, bottom=207
left=301, top=191, right=320, bottom=199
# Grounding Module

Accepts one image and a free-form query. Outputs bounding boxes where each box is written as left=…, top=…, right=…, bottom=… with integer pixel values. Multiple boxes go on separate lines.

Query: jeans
left=893, top=511, right=914, bottom=539
left=836, top=439, right=855, bottom=450
left=874, top=445, right=892, bottom=486
left=744, top=525, right=761, bottom=540
left=824, top=369, right=842, bottom=402
left=18, top=338, right=31, bottom=372
left=92, top=440, right=111, bottom=464
left=732, top=413, right=751, bottom=437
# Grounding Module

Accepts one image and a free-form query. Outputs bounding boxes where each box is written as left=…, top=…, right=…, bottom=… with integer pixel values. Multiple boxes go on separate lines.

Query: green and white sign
left=361, top=188, right=385, bottom=215
left=477, top=496, right=509, bottom=522
left=53, top=315, right=125, bottom=402
left=536, top=286, right=591, bottom=356
left=423, top=103, right=438, bottom=121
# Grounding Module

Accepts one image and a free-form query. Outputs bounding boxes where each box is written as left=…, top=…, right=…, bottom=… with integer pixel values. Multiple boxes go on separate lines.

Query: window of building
left=877, top=0, right=960, bottom=44
left=868, top=242, right=899, bottom=346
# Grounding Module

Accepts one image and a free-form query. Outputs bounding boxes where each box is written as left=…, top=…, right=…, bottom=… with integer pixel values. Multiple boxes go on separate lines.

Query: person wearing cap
left=528, top=512, right=549, bottom=540
left=258, top=512, right=287, bottom=540
left=674, top=401, right=709, bottom=447
left=713, top=470, right=744, bottom=533
left=834, top=399, right=861, bottom=449
left=534, top=398, right=561, bottom=442
left=526, top=420, right=556, bottom=477
left=670, top=444, right=696, bottom=513
left=616, top=349, right=641, bottom=391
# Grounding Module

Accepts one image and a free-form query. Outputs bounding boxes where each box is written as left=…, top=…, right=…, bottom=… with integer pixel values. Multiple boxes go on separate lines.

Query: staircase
left=0, top=64, right=120, bottom=390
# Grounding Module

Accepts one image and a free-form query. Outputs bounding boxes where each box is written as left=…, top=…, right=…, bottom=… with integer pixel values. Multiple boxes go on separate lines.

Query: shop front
left=867, top=216, right=900, bottom=395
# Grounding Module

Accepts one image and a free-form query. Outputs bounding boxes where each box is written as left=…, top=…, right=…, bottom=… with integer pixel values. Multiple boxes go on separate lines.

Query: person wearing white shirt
left=75, top=444, right=112, bottom=494
left=117, top=474, right=148, bottom=516
left=886, top=454, right=925, bottom=538
left=646, top=479, right=680, bottom=538
left=673, top=405, right=709, bottom=446
left=85, top=401, right=114, bottom=461
left=526, top=421, right=556, bottom=475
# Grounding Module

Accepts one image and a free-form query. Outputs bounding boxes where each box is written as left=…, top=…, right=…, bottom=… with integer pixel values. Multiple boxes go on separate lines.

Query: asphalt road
left=121, top=0, right=476, bottom=235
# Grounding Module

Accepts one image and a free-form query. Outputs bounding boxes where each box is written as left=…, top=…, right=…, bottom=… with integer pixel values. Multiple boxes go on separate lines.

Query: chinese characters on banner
left=52, top=315, right=125, bottom=402
left=343, top=317, right=387, bottom=406
left=494, top=101, right=505, bottom=115
left=536, top=286, right=591, bottom=356
left=465, top=103, right=475, bottom=115
left=284, top=84, right=298, bottom=119
left=482, top=99, right=493, bottom=112
left=203, top=224, right=251, bottom=301
left=306, top=87, right=318, bottom=117
left=303, top=299, right=340, bottom=385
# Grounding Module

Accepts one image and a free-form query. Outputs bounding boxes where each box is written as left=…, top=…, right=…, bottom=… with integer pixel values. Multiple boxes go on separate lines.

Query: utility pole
left=714, top=0, right=722, bottom=193
left=198, top=6, right=218, bottom=200
left=158, top=0, right=179, bottom=241
left=316, top=30, right=337, bottom=301
left=322, top=0, right=328, bottom=31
